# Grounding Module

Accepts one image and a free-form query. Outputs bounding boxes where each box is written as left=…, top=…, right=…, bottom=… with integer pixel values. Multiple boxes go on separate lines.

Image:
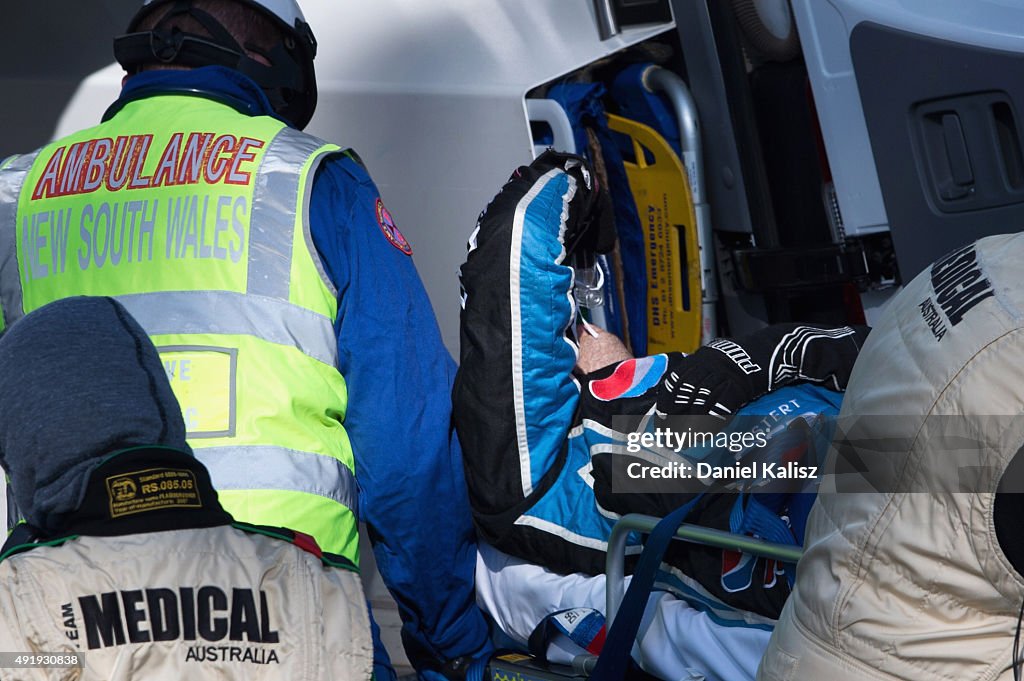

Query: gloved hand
left=655, top=323, right=870, bottom=418
left=529, top=150, right=615, bottom=262
left=657, top=344, right=758, bottom=419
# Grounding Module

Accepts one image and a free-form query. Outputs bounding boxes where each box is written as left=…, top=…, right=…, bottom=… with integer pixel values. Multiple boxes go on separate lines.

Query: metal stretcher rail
left=604, top=513, right=804, bottom=626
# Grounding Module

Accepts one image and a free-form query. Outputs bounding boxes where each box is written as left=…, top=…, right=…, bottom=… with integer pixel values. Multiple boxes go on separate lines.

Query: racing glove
left=655, top=323, right=870, bottom=418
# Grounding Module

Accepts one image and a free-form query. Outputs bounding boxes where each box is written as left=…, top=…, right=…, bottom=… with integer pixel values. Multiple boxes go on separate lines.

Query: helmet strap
left=158, top=1, right=246, bottom=57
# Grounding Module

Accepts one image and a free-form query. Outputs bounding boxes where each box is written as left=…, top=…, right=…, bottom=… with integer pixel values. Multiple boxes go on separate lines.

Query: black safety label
left=105, top=467, right=201, bottom=518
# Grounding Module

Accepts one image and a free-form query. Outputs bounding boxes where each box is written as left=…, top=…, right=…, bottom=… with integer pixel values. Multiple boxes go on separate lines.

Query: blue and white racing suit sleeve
left=454, top=158, right=597, bottom=575
left=310, top=153, right=492, bottom=678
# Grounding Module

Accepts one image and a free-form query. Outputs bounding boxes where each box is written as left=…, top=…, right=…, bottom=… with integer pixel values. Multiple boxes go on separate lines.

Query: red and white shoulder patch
left=376, top=198, right=413, bottom=255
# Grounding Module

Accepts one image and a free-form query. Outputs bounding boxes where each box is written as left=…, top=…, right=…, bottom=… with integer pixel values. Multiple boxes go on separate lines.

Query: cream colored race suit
left=0, top=523, right=371, bottom=681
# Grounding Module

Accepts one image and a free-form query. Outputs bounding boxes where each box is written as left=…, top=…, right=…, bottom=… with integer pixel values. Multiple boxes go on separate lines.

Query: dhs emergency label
left=105, top=467, right=202, bottom=518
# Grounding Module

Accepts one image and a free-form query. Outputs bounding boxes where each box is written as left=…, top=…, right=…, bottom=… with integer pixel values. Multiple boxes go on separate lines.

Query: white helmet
left=113, top=0, right=318, bottom=129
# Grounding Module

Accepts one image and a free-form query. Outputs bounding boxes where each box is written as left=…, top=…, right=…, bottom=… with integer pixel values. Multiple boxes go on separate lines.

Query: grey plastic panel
left=852, top=22, right=1024, bottom=281
left=670, top=0, right=776, bottom=239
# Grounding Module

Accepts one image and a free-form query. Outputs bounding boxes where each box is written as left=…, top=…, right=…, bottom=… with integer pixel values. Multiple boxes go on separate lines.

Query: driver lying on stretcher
left=453, top=152, right=869, bottom=681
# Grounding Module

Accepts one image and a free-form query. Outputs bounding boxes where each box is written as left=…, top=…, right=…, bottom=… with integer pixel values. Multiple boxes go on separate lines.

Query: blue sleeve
left=309, top=154, right=492, bottom=675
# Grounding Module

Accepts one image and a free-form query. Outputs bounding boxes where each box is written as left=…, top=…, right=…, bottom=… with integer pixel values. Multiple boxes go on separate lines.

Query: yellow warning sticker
left=106, top=467, right=202, bottom=518
left=157, top=346, right=236, bottom=438
left=494, top=654, right=531, bottom=663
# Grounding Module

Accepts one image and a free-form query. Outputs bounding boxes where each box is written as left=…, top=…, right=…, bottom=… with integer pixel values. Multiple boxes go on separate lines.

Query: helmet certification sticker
left=376, top=198, right=413, bottom=256
left=106, top=468, right=202, bottom=519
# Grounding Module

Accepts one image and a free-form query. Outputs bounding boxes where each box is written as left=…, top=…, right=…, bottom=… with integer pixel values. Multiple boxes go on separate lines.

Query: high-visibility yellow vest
left=0, top=95, right=359, bottom=563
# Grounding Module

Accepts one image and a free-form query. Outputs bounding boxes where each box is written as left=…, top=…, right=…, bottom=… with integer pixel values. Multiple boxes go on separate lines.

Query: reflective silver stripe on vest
left=117, top=290, right=338, bottom=366
left=195, top=444, right=358, bottom=517
left=249, top=127, right=338, bottom=300
left=0, top=152, right=38, bottom=329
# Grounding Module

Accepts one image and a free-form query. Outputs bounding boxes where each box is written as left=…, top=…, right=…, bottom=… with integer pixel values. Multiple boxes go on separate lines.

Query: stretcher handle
left=605, top=512, right=804, bottom=626
left=643, top=66, right=719, bottom=343
left=526, top=99, right=577, bottom=158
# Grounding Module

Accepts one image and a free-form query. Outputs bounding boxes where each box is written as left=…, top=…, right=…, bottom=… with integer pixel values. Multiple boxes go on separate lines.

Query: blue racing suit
left=109, top=67, right=492, bottom=679
left=454, top=154, right=869, bottom=625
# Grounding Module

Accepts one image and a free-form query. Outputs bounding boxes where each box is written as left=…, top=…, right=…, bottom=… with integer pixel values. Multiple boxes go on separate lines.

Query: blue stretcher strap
left=729, top=494, right=799, bottom=588
left=590, top=493, right=704, bottom=681
left=738, top=495, right=798, bottom=547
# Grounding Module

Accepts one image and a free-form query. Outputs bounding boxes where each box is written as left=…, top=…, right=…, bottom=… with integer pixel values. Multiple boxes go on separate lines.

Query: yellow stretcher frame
left=607, top=113, right=703, bottom=355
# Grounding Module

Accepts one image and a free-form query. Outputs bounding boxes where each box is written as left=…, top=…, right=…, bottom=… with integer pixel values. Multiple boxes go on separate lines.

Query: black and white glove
left=656, top=323, right=870, bottom=418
